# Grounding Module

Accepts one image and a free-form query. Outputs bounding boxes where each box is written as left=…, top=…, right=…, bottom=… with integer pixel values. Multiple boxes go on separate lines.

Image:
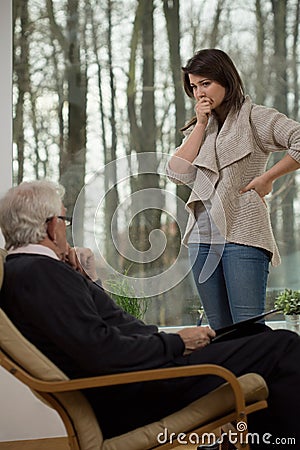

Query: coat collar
left=8, top=244, right=59, bottom=260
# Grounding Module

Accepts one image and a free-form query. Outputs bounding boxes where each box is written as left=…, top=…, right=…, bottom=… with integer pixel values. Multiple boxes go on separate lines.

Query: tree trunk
left=292, top=0, right=300, bottom=121
left=255, top=0, right=267, bottom=104
left=209, top=0, right=224, bottom=47
left=13, top=0, right=30, bottom=185
left=47, top=0, right=87, bottom=245
left=127, top=0, right=143, bottom=155
left=270, top=0, right=295, bottom=253
left=140, top=0, right=162, bottom=255
left=104, top=0, right=120, bottom=268
left=162, top=0, right=189, bottom=255
left=124, top=0, right=163, bottom=283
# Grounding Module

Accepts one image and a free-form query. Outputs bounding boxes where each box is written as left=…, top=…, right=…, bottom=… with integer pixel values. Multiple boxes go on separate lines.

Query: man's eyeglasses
left=46, top=216, right=72, bottom=227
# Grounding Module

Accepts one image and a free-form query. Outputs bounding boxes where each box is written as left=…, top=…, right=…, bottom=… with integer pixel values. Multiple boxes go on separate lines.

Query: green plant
left=274, top=289, right=300, bottom=315
left=105, top=273, right=147, bottom=320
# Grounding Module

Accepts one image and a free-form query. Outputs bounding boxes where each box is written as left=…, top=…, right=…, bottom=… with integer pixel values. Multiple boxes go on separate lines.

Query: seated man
left=0, top=180, right=299, bottom=449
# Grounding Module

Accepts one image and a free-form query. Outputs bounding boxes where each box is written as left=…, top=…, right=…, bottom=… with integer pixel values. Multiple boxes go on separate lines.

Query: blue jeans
left=188, top=243, right=270, bottom=329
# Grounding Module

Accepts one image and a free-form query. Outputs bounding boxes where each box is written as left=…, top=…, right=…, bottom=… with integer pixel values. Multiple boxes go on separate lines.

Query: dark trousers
left=85, top=327, right=300, bottom=449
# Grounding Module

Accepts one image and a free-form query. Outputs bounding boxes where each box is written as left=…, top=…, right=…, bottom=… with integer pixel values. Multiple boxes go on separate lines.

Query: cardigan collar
left=193, top=95, right=254, bottom=174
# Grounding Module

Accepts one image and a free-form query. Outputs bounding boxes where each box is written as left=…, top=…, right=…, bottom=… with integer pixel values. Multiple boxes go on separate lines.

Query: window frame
left=0, top=0, right=12, bottom=200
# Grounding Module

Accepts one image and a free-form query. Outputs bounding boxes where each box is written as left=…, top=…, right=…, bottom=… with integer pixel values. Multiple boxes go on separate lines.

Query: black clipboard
left=212, top=309, right=281, bottom=342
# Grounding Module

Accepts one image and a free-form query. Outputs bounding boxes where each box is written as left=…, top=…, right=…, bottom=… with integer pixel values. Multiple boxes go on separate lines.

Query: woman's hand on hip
left=240, top=174, right=273, bottom=198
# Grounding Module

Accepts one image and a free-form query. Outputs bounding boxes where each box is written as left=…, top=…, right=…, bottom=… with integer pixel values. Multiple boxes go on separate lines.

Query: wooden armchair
left=0, top=249, right=268, bottom=450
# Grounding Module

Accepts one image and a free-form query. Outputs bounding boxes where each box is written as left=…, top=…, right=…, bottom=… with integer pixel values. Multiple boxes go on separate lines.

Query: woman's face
left=188, top=74, right=226, bottom=112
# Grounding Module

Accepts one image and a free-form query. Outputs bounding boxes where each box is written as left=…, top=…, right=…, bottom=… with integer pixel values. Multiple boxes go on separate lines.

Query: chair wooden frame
left=0, top=345, right=268, bottom=450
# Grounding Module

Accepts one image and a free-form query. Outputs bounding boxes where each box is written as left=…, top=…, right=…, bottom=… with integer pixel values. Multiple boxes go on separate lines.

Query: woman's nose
left=196, top=87, right=205, bottom=99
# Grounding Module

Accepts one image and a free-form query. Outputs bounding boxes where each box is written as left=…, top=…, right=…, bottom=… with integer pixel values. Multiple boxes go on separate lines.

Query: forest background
left=13, top=0, right=300, bottom=325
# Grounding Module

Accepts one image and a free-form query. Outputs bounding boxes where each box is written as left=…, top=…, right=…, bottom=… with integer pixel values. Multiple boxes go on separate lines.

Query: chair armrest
left=0, top=355, right=247, bottom=414
left=45, top=364, right=242, bottom=392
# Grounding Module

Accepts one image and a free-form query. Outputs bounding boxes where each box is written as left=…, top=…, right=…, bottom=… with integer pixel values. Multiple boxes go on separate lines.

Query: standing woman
left=167, top=48, right=300, bottom=329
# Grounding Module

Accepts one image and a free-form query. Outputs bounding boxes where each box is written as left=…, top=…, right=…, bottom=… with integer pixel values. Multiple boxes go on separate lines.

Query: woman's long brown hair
left=181, top=48, right=245, bottom=131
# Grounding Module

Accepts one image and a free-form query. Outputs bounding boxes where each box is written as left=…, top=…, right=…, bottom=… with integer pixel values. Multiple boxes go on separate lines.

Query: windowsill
left=159, top=320, right=286, bottom=333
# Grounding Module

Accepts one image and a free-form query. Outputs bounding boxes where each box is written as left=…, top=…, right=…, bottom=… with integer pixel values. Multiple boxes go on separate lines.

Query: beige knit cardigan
left=167, top=96, right=300, bottom=266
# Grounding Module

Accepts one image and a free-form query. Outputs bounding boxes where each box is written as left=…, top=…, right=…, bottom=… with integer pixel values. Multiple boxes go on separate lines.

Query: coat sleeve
left=15, top=258, right=185, bottom=376
left=89, top=281, right=159, bottom=336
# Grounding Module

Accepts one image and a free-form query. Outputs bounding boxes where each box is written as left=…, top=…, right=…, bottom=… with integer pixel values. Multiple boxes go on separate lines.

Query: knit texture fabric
left=167, top=96, right=300, bottom=266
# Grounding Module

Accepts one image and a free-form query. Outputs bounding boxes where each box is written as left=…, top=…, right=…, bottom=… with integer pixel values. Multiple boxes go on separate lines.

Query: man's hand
left=65, top=245, right=98, bottom=281
left=177, top=326, right=216, bottom=353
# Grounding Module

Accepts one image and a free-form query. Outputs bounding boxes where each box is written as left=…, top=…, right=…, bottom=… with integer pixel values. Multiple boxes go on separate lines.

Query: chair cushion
left=104, top=372, right=268, bottom=450
left=0, top=308, right=103, bottom=450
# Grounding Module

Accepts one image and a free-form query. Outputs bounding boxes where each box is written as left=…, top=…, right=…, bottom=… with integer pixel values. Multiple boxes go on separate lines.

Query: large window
left=13, top=0, right=300, bottom=325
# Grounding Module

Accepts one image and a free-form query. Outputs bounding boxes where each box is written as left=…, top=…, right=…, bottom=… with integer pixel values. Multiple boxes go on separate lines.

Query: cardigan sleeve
left=251, top=104, right=300, bottom=163
left=166, top=127, right=198, bottom=185
left=166, top=162, right=197, bottom=185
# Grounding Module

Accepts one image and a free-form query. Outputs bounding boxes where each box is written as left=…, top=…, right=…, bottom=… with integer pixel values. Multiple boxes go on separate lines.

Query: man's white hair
left=0, top=180, right=65, bottom=250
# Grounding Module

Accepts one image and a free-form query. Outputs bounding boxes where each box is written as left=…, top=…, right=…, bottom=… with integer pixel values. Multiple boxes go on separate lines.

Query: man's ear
left=46, top=216, right=58, bottom=243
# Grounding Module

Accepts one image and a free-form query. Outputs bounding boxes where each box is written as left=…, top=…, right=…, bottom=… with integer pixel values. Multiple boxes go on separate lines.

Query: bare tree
left=292, top=0, right=300, bottom=121
left=162, top=0, right=189, bottom=262
left=271, top=0, right=288, bottom=114
left=104, top=0, right=120, bottom=268
left=13, top=0, right=30, bottom=184
left=254, top=0, right=267, bottom=104
left=125, top=0, right=163, bottom=278
left=209, top=0, right=224, bottom=47
left=269, top=0, right=296, bottom=253
left=47, top=0, right=87, bottom=243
